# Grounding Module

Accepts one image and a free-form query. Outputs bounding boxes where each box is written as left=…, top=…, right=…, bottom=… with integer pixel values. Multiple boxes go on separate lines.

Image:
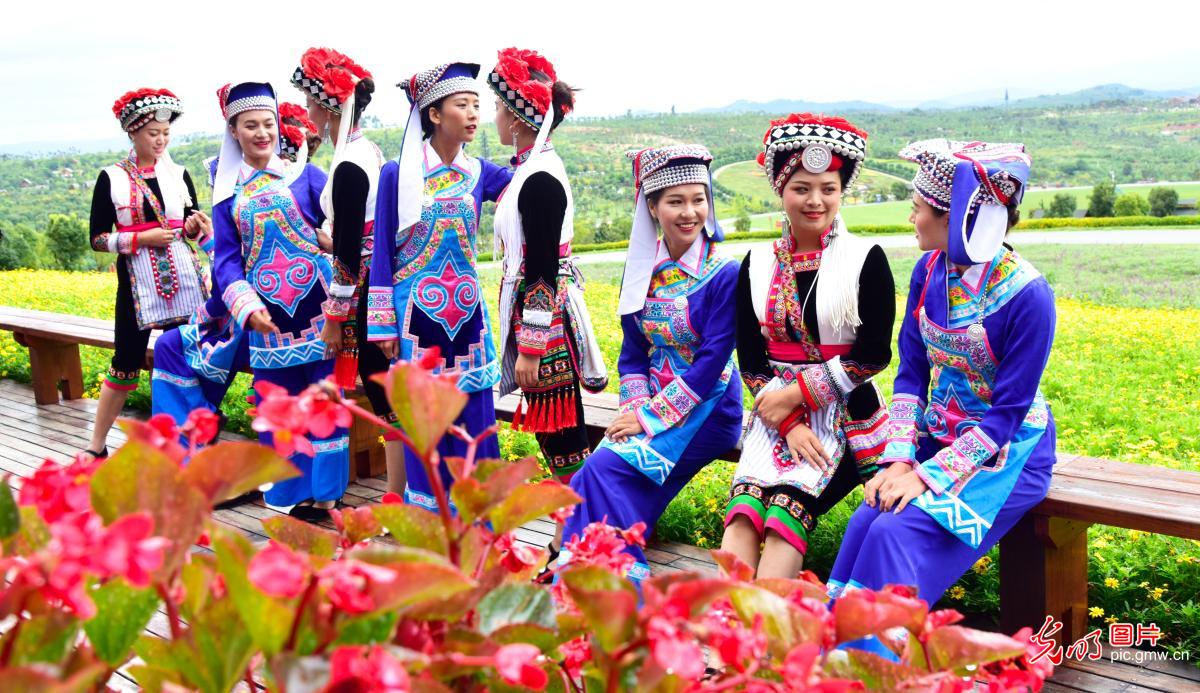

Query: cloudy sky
left=3, top=0, right=1198, bottom=150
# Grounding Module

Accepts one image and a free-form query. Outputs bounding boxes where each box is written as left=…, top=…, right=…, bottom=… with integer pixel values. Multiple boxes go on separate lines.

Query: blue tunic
left=828, top=246, right=1056, bottom=604
left=562, top=238, right=743, bottom=584
left=365, top=143, right=512, bottom=510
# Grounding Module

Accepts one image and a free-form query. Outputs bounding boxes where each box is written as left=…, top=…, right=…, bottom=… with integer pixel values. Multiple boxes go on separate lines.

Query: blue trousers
left=561, top=410, right=741, bottom=583
left=256, top=360, right=349, bottom=506
left=827, top=461, right=1053, bottom=604
left=150, top=327, right=239, bottom=427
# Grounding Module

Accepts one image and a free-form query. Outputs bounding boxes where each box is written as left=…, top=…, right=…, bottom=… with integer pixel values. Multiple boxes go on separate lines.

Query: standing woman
left=490, top=47, right=607, bottom=482
left=84, top=88, right=210, bottom=459
left=211, top=82, right=348, bottom=519
left=560, top=146, right=742, bottom=585
left=149, top=102, right=320, bottom=433
left=367, top=63, right=512, bottom=510
left=720, top=114, right=895, bottom=578
left=290, top=47, right=400, bottom=491
left=827, top=140, right=1055, bottom=610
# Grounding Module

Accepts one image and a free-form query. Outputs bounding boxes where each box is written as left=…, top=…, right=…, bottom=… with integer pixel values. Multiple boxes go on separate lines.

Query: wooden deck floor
left=0, top=379, right=1195, bottom=691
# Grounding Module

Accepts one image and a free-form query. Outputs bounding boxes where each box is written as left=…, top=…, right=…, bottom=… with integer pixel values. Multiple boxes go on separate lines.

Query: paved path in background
left=481, top=228, right=1200, bottom=269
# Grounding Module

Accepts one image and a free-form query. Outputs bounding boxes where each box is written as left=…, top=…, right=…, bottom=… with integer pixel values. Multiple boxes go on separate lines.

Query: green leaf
left=3, top=506, right=49, bottom=555
left=477, top=583, right=557, bottom=635
left=729, top=585, right=823, bottom=657
left=83, top=578, right=161, bottom=666
left=134, top=596, right=256, bottom=693
left=0, top=479, right=19, bottom=539
left=0, top=662, right=109, bottom=693
left=373, top=360, right=468, bottom=458
left=90, top=439, right=209, bottom=579
left=335, top=611, right=399, bottom=646
left=343, top=550, right=476, bottom=614
left=262, top=515, right=339, bottom=561
left=182, top=441, right=300, bottom=505
left=561, top=566, right=638, bottom=653
left=212, top=527, right=295, bottom=656
left=6, top=610, right=79, bottom=665
left=826, top=648, right=928, bottom=691
left=487, top=480, right=582, bottom=535
left=450, top=457, right=542, bottom=525
left=371, top=503, right=448, bottom=555
left=925, top=625, right=1026, bottom=672
left=491, top=623, right=562, bottom=653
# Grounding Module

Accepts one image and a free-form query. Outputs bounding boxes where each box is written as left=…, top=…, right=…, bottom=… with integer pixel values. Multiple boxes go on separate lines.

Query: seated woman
left=720, top=114, right=896, bottom=579
left=211, top=82, right=348, bottom=520
left=827, top=140, right=1056, bottom=611
left=560, top=145, right=742, bottom=585
left=151, top=105, right=321, bottom=436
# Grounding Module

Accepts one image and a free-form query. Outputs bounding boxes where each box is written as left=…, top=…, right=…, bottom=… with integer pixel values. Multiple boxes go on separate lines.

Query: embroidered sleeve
left=618, top=374, right=651, bottom=414
left=845, top=406, right=889, bottom=479
left=224, top=281, right=266, bottom=327
left=323, top=256, right=358, bottom=323
left=366, top=162, right=400, bottom=342
left=881, top=393, right=925, bottom=466
left=517, top=280, right=555, bottom=355
left=915, top=426, right=999, bottom=495
left=516, top=172, right=567, bottom=357
left=735, top=253, right=773, bottom=397
left=795, top=360, right=846, bottom=410
left=636, top=377, right=701, bottom=437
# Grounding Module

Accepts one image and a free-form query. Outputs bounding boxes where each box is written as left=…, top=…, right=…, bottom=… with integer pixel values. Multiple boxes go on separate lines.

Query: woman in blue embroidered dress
left=211, top=82, right=349, bottom=514
left=366, top=63, right=512, bottom=511
left=827, top=139, right=1056, bottom=616
left=560, top=145, right=743, bottom=585
left=150, top=103, right=320, bottom=444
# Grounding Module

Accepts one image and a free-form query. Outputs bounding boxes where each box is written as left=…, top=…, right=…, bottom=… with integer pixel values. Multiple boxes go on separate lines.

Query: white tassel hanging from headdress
left=814, top=214, right=864, bottom=334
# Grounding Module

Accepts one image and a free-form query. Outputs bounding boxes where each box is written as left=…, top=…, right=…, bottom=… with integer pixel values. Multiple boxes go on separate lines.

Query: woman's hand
left=247, top=310, right=279, bottom=336
left=876, top=467, right=929, bottom=514
left=316, top=228, right=334, bottom=253
left=378, top=339, right=399, bottom=360
left=605, top=411, right=644, bottom=444
left=863, top=462, right=911, bottom=509
left=138, top=228, right=176, bottom=248
left=184, top=211, right=212, bottom=240
left=754, top=384, right=802, bottom=428
left=516, top=353, right=541, bottom=390
left=785, top=423, right=831, bottom=472
left=321, top=320, right=343, bottom=357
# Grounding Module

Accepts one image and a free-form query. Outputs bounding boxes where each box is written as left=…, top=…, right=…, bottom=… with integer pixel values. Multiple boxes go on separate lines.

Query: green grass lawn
left=2, top=243, right=1198, bottom=655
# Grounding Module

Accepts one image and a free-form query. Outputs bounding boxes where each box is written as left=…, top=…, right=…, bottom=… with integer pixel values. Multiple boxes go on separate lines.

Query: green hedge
left=1015, top=214, right=1200, bottom=229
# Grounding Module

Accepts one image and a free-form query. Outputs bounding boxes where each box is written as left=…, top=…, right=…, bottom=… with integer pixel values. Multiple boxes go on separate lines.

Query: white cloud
left=1, top=0, right=1197, bottom=146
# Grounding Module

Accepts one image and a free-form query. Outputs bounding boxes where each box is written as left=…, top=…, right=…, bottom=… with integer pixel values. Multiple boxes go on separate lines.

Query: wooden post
left=14, top=333, right=84, bottom=404
left=346, top=390, right=386, bottom=481
left=1000, top=513, right=1091, bottom=646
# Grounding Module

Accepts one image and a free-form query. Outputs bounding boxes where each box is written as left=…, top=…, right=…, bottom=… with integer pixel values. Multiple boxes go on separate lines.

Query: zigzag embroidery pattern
left=915, top=492, right=992, bottom=548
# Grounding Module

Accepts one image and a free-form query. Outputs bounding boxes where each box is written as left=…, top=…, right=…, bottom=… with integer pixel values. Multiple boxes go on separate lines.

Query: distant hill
left=704, top=83, right=1200, bottom=113
left=698, top=98, right=894, bottom=114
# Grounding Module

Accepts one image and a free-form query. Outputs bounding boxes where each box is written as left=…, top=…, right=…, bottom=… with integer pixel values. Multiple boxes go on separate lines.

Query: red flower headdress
left=292, top=47, right=372, bottom=114
left=112, top=88, right=183, bottom=133
left=277, top=102, right=317, bottom=162
left=757, top=112, right=869, bottom=195
left=488, top=47, right=565, bottom=129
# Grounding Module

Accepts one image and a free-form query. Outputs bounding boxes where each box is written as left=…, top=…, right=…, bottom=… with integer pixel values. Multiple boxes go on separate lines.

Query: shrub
left=1113, top=192, right=1150, bottom=217
left=1147, top=187, right=1180, bottom=218
left=1087, top=180, right=1117, bottom=218
left=1046, top=192, right=1077, bottom=219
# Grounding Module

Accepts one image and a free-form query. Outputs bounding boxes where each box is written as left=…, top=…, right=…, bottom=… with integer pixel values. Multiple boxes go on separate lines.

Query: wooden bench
left=497, top=389, right=1200, bottom=647
left=0, top=306, right=385, bottom=480
left=6, top=306, right=1200, bottom=647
